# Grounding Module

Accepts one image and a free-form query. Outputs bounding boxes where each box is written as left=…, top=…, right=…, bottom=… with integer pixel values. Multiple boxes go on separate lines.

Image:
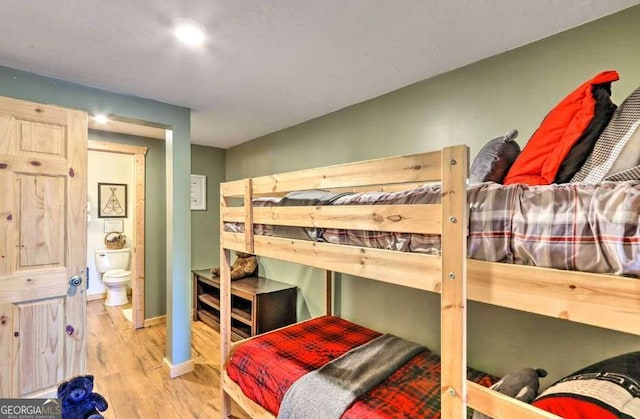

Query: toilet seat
left=103, top=269, right=131, bottom=284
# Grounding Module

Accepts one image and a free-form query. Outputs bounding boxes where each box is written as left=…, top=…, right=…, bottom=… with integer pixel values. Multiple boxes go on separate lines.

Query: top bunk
left=219, top=145, right=640, bottom=337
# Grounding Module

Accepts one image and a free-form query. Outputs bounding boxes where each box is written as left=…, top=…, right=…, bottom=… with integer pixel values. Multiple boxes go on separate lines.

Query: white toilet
left=94, top=248, right=132, bottom=306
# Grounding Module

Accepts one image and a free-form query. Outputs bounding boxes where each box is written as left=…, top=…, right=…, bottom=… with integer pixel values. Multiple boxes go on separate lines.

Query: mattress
left=226, top=316, right=496, bottom=418
left=226, top=181, right=640, bottom=277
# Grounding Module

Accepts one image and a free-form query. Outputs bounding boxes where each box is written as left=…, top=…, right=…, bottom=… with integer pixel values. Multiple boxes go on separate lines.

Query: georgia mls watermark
left=0, top=398, right=61, bottom=419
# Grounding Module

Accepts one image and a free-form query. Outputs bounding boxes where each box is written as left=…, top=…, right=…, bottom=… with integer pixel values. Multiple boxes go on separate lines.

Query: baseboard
left=163, top=357, right=194, bottom=379
left=143, top=314, right=166, bottom=328
left=87, top=292, right=106, bottom=301
left=142, top=310, right=195, bottom=328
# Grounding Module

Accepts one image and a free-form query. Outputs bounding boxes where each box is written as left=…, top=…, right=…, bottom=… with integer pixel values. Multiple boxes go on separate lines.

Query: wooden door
left=0, top=96, right=87, bottom=397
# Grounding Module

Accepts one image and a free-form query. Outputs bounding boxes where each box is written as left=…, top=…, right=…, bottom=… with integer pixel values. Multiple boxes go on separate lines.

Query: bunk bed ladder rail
left=219, top=186, right=233, bottom=418
left=440, top=145, right=468, bottom=418
left=219, top=178, right=255, bottom=416
left=440, top=147, right=561, bottom=419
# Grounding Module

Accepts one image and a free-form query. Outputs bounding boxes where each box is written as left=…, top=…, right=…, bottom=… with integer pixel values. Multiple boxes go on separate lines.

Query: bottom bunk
left=224, top=315, right=496, bottom=418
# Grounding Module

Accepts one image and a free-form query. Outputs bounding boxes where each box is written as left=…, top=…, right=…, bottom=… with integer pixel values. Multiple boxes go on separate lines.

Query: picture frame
left=104, top=219, right=124, bottom=233
left=190, top=174, right=207, bottom=210
left=98, top=183, right=127, bottom=218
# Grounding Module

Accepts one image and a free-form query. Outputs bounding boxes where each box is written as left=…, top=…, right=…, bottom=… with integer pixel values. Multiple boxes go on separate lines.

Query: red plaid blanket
left=226, top=316, right=495, bottom=418
left=227, top=316, right=379, bottom=414
left=344, top=349, right=495, bottom=418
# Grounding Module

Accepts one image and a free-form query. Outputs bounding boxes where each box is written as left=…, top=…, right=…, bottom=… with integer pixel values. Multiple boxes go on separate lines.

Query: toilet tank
left=94, top=248, right=130, bottom=273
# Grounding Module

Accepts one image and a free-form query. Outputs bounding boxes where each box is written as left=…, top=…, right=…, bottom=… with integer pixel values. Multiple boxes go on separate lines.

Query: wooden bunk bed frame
left=219, top=144, right=639, bottom=419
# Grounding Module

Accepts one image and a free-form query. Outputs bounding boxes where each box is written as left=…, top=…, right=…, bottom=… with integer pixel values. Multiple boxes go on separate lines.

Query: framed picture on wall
left=104, top=219, right=124, bottom=233
left=98, top=183, right=127, bottom=218
left=191, top=174, right=207, bottom=210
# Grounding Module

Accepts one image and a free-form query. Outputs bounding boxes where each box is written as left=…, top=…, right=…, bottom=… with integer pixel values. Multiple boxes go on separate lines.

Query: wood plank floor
left=87, top=299, right=249, bottom=419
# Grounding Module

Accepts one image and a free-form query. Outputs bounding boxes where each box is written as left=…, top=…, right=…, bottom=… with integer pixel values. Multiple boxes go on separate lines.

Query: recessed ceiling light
left=174, top=19, right=206, bottom=46
left=93, top=114, right=109, bottom=124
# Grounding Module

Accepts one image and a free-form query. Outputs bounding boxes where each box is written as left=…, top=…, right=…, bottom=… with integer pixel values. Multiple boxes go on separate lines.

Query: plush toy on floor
left=211, top=251, right=258, bottom=280
left=472, top=367, right=547, bottom=419
left=57, top=375, right=108, bottom=419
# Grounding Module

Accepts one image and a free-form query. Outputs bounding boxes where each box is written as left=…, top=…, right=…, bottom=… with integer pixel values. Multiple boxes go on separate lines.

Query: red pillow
left=503, top=70, right=619, bottom=185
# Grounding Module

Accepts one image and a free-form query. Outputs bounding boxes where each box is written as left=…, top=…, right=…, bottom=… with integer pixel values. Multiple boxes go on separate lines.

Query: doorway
left=87, top=140, right=147, bottom=329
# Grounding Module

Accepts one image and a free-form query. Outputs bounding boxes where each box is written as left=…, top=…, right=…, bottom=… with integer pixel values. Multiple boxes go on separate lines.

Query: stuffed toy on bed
left=211, top=251, right=258, bottom=280
left=472, top=367, right=547, bottom=419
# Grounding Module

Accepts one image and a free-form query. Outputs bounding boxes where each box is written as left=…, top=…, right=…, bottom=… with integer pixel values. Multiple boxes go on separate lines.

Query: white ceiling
left=0, top=1, right=638, bottom=148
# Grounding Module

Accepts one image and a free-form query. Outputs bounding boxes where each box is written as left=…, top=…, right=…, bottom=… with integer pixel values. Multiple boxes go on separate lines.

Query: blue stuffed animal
left=57, top=375, right=108, bottom=419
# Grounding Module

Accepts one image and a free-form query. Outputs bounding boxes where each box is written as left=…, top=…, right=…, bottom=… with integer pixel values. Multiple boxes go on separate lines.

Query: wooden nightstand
left=192, top=269, right=297, bottom=340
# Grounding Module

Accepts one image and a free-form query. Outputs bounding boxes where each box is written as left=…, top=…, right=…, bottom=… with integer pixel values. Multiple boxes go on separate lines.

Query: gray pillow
left=470, top=130, right=520, bottom=184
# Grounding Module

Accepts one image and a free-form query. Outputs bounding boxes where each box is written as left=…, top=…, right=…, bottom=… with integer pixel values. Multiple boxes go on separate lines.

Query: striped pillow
left=572, top=87, right=640, bottom=183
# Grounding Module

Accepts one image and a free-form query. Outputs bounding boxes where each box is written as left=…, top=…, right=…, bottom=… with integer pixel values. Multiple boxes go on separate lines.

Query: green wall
left=226, top=6, right=640, bottom=383
left=88, top=130, right=167, bottom=318
left=191, top=144, right=226, bottom=270
left=0, top=65, right=193, bottom=366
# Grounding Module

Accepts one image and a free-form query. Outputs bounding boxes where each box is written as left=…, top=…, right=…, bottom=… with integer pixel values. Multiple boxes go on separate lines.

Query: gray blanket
left=277, top=334, right=425, bottom=419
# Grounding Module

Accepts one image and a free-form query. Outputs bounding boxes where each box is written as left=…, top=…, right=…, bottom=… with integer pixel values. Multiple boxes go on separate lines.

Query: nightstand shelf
left=192, top=269, right=297, bottom=341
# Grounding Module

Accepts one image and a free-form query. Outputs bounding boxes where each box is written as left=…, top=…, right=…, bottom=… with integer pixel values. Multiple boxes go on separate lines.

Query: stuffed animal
left=472, top=368, right=547, bottom=419
left=57, top=375, right=108, bottom=419
left=211, top=251, right=258, bottom=280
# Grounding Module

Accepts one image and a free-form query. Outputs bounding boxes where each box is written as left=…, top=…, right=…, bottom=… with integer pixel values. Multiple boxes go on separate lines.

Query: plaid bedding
left=226, top=181, right=640, bottom=277
left=226, top=316, right=496, bottom=418
left=343, top=350, right=495, bottom=419
left=467, top=181, right=640, bottom=275
left=227, top=316, right=380, bottom=415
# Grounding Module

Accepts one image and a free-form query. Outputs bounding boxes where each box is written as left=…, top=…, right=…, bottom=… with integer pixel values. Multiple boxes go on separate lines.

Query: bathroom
left=87, top=148, right=135, bottom=321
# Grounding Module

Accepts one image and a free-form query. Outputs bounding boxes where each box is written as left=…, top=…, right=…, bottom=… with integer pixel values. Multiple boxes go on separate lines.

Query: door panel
left=1, top=155, right=68, bottom=176
left=18, top=120, right=65, bottom=157
left=0, top=270, right=68, bottom=304
left=0, top=96, right=87, bottom=398
left=13, top=298, right=65, bottom=397
left=17, top=175, right=65, bottom=269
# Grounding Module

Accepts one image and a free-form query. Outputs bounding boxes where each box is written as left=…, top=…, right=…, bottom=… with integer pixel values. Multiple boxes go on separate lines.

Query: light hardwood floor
left=87, top=299, right=248, bottom=418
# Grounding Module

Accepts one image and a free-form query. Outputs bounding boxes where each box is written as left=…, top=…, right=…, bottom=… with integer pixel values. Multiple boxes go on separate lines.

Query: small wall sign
left=191, top=175, right=206, bottom=210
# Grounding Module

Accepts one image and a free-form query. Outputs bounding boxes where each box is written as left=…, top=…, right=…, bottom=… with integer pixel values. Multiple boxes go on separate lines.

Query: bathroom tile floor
left=87, top=299, right=249, bottom=418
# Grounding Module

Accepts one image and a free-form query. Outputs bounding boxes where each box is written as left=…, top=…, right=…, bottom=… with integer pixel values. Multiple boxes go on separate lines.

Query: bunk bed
left=218, top=144, right=640, bottom=419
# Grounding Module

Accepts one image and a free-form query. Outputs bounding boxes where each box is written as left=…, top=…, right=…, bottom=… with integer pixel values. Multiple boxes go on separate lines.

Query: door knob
left=68, top=275, right=83, bottom=297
